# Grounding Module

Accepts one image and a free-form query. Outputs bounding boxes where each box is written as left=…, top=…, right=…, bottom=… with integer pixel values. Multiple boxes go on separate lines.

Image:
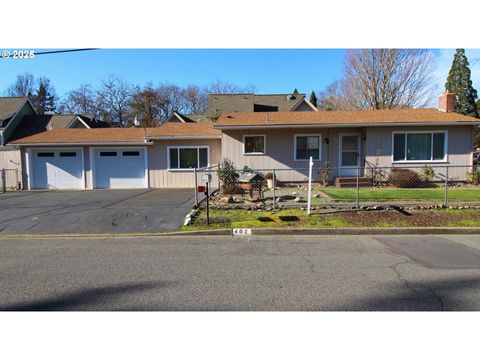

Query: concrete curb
left=0, top=227, right=479, bottom=239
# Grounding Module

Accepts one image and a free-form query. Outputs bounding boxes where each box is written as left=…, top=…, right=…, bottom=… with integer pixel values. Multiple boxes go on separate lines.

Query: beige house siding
left=148, top=139, right=222, bottom=188
left=0, top=148, right=22, bottom=189
left=365, top=125, right=474, bottom=181
left=221, top=128, right=367, bottom=181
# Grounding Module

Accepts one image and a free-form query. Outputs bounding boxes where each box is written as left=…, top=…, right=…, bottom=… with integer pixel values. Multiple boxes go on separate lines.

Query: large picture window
left=243, top=135, right=265, bottom=154
left=393, top=132, right=446, bottom=162
left=168, top=147, right=209, bottom=169
left=295, top=135, right=321, bottom=160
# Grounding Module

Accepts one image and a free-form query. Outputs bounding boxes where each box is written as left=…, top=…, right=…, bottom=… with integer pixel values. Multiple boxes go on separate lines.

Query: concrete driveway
left=0, top=189, right=195, bottom=234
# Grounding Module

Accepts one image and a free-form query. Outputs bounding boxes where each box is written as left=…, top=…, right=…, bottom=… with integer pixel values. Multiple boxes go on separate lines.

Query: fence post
left=444, top=166, right=449, bottom=208
left=355, top=166, right=360, bottom=208
left=1, top=169, right=6, bottom=194
left=194, top=168, right=199, bottom=207
left=272, top=169, right=276, bottom=210
left=307, top=157, right=313, bottom=215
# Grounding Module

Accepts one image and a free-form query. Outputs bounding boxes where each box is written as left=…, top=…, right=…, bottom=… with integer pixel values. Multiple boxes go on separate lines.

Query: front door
left=339, top=134, right=360, bottom=177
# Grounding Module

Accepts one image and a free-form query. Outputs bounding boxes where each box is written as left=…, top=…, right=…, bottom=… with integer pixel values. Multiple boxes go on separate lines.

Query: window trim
left=242, top=134, right=266, bottom=155
left=294, top=134, right=322, bottom=161
left=167, top=145, right=210, bottom=171
left=391, top=130, right=448, bottom=163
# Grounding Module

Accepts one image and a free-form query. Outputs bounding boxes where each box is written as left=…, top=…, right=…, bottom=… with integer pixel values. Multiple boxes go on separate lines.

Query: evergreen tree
left=309, top=91, right=318, bottom=108
left=293, top=88, right=299, bottom=94
left=31, top=77, right=57, bottom=114
left=445, top=49, right=478, bottom=118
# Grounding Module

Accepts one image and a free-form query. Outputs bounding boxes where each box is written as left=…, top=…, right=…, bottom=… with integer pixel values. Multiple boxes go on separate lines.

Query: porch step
left=335, top=177, right=372, bottom=188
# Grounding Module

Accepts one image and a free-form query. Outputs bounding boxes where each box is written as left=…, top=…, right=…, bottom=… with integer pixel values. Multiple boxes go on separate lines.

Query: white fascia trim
left=291, top=98, right=318, bottom=111
left=10, top=141, right=154, bottom=147
left=214, top=122, right=480, bottom=130
left=145, top=135, right=222, bottom=140
left=66, top=116, right=91, bottom=129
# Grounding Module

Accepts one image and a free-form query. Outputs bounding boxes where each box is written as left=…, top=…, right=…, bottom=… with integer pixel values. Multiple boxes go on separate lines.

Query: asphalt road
left=1, top=234, right=480, bottom=311
left=0, top=189, right=194, bottom=234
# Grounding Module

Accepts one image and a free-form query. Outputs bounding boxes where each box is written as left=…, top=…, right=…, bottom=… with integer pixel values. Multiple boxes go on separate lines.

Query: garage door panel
left=31, top=149, right=84, bottom=189
left=93, top=148, right=146, bottom=189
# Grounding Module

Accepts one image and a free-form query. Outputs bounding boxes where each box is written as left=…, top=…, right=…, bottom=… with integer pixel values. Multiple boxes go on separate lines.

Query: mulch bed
left=316, top=209, right=479, bottom=227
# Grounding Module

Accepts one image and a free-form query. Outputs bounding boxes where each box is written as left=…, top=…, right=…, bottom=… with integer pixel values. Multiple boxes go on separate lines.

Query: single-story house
left=213, top=92, right=480, bottom=182
left=9, top=123, right=221, bottom=190
left=6, top=92, right=480, bottom=190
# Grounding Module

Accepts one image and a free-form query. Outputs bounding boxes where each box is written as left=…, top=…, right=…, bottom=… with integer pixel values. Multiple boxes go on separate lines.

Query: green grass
left=183, top=209, right=348, bottom=231
left=182, top=207, right=480, bottom=231
left=320, top=188, right=480, bottom=201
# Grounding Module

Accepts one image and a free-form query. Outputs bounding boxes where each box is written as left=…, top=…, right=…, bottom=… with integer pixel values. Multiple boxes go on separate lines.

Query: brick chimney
left=438, top=91, right=456, bottom=112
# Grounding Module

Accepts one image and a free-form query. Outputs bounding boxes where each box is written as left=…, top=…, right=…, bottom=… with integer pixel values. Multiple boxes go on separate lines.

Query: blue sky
left=1, top=49, right=479, bottom=100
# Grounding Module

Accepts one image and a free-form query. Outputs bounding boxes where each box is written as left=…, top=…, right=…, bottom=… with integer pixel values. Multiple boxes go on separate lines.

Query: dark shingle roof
left=0, top=97, right=29, bottom=127
left=206, top=93, right=311, bottom=116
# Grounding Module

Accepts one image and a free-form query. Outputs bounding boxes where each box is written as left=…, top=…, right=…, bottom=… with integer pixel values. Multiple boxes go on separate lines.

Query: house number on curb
left=233, top=228, right=252, bottom=236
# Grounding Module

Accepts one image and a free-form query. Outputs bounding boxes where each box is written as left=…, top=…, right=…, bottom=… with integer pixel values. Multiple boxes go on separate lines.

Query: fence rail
left=194, top=164, right=480, bottom=211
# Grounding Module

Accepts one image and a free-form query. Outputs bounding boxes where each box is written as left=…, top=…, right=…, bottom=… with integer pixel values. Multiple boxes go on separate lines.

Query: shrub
left=421, top=166, right=435, bottom=182
left=388, top=168, right=420, bottom=188
left=467, top=167, right=480, bottom=185
left=218, top=159, right=239, bottom=193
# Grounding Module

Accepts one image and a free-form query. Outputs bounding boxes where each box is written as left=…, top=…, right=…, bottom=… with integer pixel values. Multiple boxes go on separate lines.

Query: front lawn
left=183, top=208, right=480, bottom=230
left=320, top=188, right=480, bottom=202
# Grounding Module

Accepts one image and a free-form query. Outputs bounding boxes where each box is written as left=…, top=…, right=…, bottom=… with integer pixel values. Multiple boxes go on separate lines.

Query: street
left=1, top=234, right=480, bottom=310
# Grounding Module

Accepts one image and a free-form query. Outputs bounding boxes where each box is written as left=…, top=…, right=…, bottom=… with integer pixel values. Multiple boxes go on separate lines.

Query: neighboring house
left=167, top=93, right=317, bottom=123
left=0, top=96, right=108, bottom=189
left=6, top=92, right=479, bottom=190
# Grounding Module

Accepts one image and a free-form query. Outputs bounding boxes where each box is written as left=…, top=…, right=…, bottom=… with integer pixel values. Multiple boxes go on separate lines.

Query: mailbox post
left=199, top=173, right=211, bottom=225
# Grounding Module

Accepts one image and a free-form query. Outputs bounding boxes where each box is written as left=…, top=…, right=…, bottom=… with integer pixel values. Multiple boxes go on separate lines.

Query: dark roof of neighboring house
left=253, top=94, right=309, bottom=112
left=9, top=123, right=221, bottom=145
left=206, top=93, right=310, bottom=115
left=215, top=109, right=480, bottom=128
left=8, top=114, right=77, bottom=141
left=7, top=114, right=109, bottom=142
left=0, top=97, right=29, bottom=127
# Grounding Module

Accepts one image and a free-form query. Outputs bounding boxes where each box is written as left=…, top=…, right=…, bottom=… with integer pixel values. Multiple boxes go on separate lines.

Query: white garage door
left=93, top=148, right=147, bottom=189
left=30, top=149, right=84, bottom=189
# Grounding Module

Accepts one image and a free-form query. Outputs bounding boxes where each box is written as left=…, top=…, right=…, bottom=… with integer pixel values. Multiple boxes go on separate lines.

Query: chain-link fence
left=194, top=164, right=480, bottom=210
left=0, top=168, right=21, bottom=193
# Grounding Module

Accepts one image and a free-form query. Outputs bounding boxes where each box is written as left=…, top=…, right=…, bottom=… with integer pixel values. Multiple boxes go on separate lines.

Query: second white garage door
left=93, top=148, right=147, bottom=189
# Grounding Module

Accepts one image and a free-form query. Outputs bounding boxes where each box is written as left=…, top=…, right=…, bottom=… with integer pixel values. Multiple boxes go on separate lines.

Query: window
left=244, top=135, right=265, bottom=154
left=295, top=135, right=321, bottom=160
left=60, top=152, right=77, bottom=157
left=37, top=152, right=54, bottom=157
left=168, top=147, right=209, bottom=169
left=123, top=151, right=140, bottom=156
left=393, top=132, right=446, bottom=162
left=100, top=151, right=117, bottom=157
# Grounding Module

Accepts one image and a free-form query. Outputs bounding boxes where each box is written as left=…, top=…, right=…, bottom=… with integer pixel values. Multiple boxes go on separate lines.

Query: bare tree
left=130, top=84, right=163, bottom=127
left=5, top=73, right=35, bottom=97
left=208, top=80, right=256, bottom=94
left=59, top=84, right=99, bottom=115
left=319, top=49, right=437, bottom=110
left=156, top=83, right=186, bottom=123
left=96, top=76, right=138, bottom=127
left=182, top=85, right=208, bottom=114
